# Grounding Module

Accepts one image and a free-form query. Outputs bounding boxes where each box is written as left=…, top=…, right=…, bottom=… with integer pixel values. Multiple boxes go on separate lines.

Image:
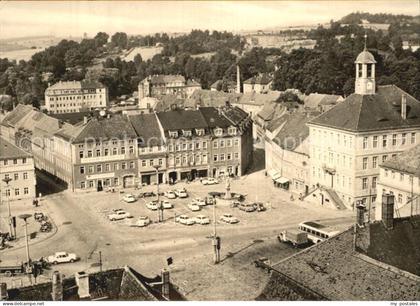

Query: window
left=203, top=154, right=208, bottom=164
left=105, top=164, right=110, bottom=171
left=148, top=147, right=153, bottom=152
left=227, top=153, right=232, bottom=160
left=129, top=146, right=134, bottom=154
left=220, top=140, right=225, bottom=148
left=141, top=160, right=146, bottom=167
left=129, top=161, right=134, bottom=169
left=3, top=160, right=8, bottom=166
left=202, top=142, right=207, bottom=149
left=196, top=129, right=204, bottom=136
left=400, top=173, right=404, bottom=181
left=392, top=134, right=397, bottom=146
left=382, top=155, right=387, bottom=163
left=158, top=158, right=163, bottom=166
left=362, top=157, right=368, bottom=170
left=227, top=139, right=232, bottom=147
left=169, top=131, right=178, bottom=138
left=81, top=181, right=86, bottom=189
left=234, top=152, right=239, bottom=159
left=214, top=128, right=223, bottom=137
left=5, top=189, right=10, bottom=197
left=114, top=163, right=119, bottom=171
left=182, top=156, right=187, bottom=164
left=149, top=159, right=154, bottom=166
left=114, top=178, right=119, bottom=186
left=175, top=157, right=180, bottom=165
left=96, top=164, right=102, bottom=172
left=22, top=158, right=26, bottom=164
left=104, top=149, right=109, bottom=156
left=15, top=188, right=20, bottom=196
left=363, top=137, right=368, bottom=149
left=372, top=156, right=377, bottom=168
left=398, top=194, right=403, bottom=203
left=183, top=130, right=192, bottom=137
left=80, top=166, right=85, bottom=174
left=382, top=135, right=387, bottom=147
left=362, top=178, right=368, bottom=190
left=213, top=141, right=218, bottom=149
left=195, top=142, right=200, bottom=150
left=87, top=150, right=93, bottom=157
left=188, top=143, right=193, bottom=150
left=220, top=154, right=225, bottom=161
left=373, top=136, right=378, bottom=148
left=22, top=172, right=28, bottom=180
left=113, top=148, right=118, bottom=155
left=13, top=173, right=18, bottom=180
left=88, top=166, right=94, bottom=173
left=182, top=143, right=187, bottom=151
left=402, top=133, right=406, bottom=145
left=121, top=162, right=127, bottom=170
left=214, top=154, right=218, bottom=162
left=175, top=144, right=180, bottom=151
left=121, top=147, right=126, bottom=154
left=88, top=181, right=94, bottom=188
left=169, top=145, right=173, bottom=152
left=411, top=132, right=416, bottom=144
left=228, top=127, right=237, bottom=135
left=372, top=176, right=377, bottom=189
left=13, top=159, right=17, bottom=165
left=234, top=139, right=239, bottom=147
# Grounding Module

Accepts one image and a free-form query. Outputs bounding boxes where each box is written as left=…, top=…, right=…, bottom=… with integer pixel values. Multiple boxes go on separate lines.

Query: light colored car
left=146, top=201, right=159, bottom=210
left=175, top=188, right=188, bottom=198
left=192, top=198, right=206, bottom=206
left=188, top=203, right=201, bottom=211
left=165, top=190, right=177, bottom=199
left=108, top=210, right=132, bottom=221
left=201, top=177, right=219, bottom=185
left=220, top=213, right=239, bottom=224
left=122, top=194, right=136, bottom=203
left=175, top=215, right=195, bottom=225
left=162, top=200, right=173, bottom=209
left=131, top=216, right=151, bottom=227
left=46, top=252, right=78, bottom=264
left=194, top=215, right=210, bottom=225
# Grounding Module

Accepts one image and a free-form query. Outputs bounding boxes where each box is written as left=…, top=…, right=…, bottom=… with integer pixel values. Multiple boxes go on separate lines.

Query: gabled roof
left=308, top=85, right=420, bottom=132
left=199, top=107, right=233, bottom=128
left=257, top=101, right=286, bottom=122
left=237, top=91, right=282, bottom=106
left=128, top=113, right=164, bottom=147
left=49, top=112, right=91, bottom=125
left=186, top=89, right=240, bottom=108
left=381, top=144, right=420, bottom=176
left=0, top=137, right=31, bottom=160
left=46, top=80, right=106, bottom=91
left=72, top=115, right=137, bottom=143
left=258, top=225, right=420, bottom=301
left=304, top=93, right=342, bottom=109
left=1, top=104, right=33, bottom=127
left=243, top=73, right=273, bottom=85
left=142, top=75, right=186, bottom=85
left=156, top=109, right=208, bottom=131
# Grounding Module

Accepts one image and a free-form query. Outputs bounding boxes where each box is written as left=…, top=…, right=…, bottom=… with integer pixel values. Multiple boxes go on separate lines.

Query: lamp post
left=2, top=177, right=13, bottom=238
left=153, top=165, right=163, bottom=222
left=208, top=192, right=221, bottom=264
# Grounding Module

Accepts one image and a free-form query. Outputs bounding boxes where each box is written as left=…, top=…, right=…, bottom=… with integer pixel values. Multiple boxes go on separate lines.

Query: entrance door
left=141, top=175, right=151, bottom=185
left=97, top=180, right=103, bottom=192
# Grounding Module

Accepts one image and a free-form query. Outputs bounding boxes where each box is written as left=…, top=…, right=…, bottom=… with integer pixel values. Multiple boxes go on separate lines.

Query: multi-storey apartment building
left=243, top=73, right=272, bottom=94
left=45, top=80, right=108, bottom=114
left=0, top=137, right=36, bottom=201
left=376, top=144, right=420, bottom=219
left=128, top=113, right=167, bottom=185
left=138, top=75, right=201, bottom=100
left=307, top=47, right=420, bottom=209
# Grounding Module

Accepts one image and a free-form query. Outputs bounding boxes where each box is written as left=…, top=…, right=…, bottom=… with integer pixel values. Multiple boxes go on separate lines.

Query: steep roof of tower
left=355, top=50, right=377, bottom=64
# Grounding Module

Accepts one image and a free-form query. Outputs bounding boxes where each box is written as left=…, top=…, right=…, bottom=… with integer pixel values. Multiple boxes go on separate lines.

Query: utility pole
left=99, top=251, right=103, bottom=272
left=19, top=214, right=32, bottom=284
left=209, top=193, right=221, bottom=264
left=2, top=177, right=13, bottom=238
left=153, top=165, right=163, bottom=222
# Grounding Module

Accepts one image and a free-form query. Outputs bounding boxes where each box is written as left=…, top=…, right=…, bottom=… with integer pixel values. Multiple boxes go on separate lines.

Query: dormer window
left=183, top=130, right=192, bottom=137
left=169, top=131, right=178, bottom=138
left=196, top=129, right=205, bottom=136
left=228, top=127, right=237, bottom=135
left=214, top=128, right=223, bottom=137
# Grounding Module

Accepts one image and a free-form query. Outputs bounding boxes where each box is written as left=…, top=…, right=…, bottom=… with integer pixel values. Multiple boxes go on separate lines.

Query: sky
left=0, top=1, right=419, bottom=39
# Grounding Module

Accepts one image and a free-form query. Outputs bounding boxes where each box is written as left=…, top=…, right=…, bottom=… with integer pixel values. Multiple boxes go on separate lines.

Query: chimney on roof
left=401, top=94, right=407, bottom=119
left=236, top=64, right=241, bottom=94
left=382, top=194, right=395, bottom=230
left=51, top=271, right=63, bottom=301
left=75, top=271, right=90, bottom=299
left=161, top=269, right=170, bottom=300
left=0, top=283, right=8, bottom=301
left=356, top=202, right=366, bottom=227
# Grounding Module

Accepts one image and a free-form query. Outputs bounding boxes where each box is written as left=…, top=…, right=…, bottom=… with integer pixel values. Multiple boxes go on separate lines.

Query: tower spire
left=364, top=33, right=367, bottom=51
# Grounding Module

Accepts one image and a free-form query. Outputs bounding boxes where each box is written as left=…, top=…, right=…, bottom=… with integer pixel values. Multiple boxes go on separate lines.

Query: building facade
left=243, top=74, right=273, bottom=94
left=0, top=137, right=36, bottom=201
left=307, top=48, right=420, bottom=209
left=138, top=75, right=201, bottom=100
left=376, top=144, right=420, bottom=220
left=45, top=80, right=108, bottom=114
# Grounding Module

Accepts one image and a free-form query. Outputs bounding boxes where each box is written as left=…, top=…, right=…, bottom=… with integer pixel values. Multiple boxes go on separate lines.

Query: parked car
left=278, top=229, right=308, bottom=247
left=34, top=212, right=45, bottom=222
left=164, top=190, right=177, bottom=199
left=46, top=252, right=78, bottom=264
left=112, top=208, right=124, bottom=212
left=162, top=200, right=173, bottom=209
left=238, top=203, right=257, bottom=212
left=192, top=198, right=206, bottom=206
left=131, top=216, right=151, bottom=227
left=40, top=221, right=52, bottom=232
left=175, top=215, right=195, bottom=225
left=108, top=210, right=132, bottom=221
left=175, top=188, right=188, bottom=198
left=139, top=191, right=156, bottom=198
left=231, top=200, right=240, bottom=208
left=205, top=196, right=214, bottom=205
left=201, top=177, right=219, bottom=185
left=253, top=202, right=266, bottom=212
left=220, top=213, right=239, bottom=224
left=146, top=201, right=159, bottom=210
left=194, top=215, right=210, bottom=225
left=188, top=203, right=201, bottom=211
left=122, top=194, right=136, bottom=203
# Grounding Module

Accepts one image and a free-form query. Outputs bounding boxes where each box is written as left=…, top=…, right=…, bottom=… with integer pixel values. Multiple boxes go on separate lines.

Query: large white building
left=45, top=80, right=108, bottom=114
left=307, top=47, right=420, bottom=209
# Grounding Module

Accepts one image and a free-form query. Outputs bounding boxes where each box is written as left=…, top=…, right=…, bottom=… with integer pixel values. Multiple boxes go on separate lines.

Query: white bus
left=298, top=221, right=340, bottom=244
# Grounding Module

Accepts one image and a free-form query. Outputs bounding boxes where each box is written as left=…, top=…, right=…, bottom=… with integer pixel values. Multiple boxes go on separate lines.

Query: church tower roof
left=355, top=50, right=377, bottom=64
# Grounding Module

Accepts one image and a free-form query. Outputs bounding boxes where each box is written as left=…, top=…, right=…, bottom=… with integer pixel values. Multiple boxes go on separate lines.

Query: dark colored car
left=238, top=203, right=257, bottom=212
left=253, top=202, right=266, bottom=212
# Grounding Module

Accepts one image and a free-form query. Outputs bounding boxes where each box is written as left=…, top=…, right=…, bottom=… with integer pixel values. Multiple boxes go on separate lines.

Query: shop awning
left=275, top=177, right=290, bottom=184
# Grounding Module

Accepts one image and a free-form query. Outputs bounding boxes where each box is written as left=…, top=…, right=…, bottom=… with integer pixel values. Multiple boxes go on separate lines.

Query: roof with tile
left=128, top=113, right=164, bottom=147
left=156, top=108, right=208, bottom=131
left=304, top=93, right=343, bottom=109
left=243, top=73, right=273, bottom=85
left=236, top=91, right=282, bottom=106
left=259, top=224, right=420, bottom=301
left=187, top=89, right=241, bottom=108
left=381, top=144, right=420, bottom=176
left=308, top=85, right=420, bottom=132
left=142, top=75, right=186, bottom=85
left=0, top=137, right=32, bottom=160
left=7, top=266, right=185, bottom=301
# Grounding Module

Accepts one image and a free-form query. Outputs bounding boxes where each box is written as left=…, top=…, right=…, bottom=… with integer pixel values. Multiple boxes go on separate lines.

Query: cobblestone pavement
left=0, top=167, right=355, bottom=299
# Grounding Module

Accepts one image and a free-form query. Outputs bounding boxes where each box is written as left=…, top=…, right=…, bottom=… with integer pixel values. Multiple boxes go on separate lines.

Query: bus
left=298, top=221, right=340, bottom=244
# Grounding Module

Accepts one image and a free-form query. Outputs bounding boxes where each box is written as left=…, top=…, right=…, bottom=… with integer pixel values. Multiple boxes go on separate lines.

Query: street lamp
left=153, top=165, right=163, bottom=222
left=208, top=192, right=221, bottom=264
left=2, top=177, right=13, bottom=238
left=19, top=213, right=32, bottom=280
